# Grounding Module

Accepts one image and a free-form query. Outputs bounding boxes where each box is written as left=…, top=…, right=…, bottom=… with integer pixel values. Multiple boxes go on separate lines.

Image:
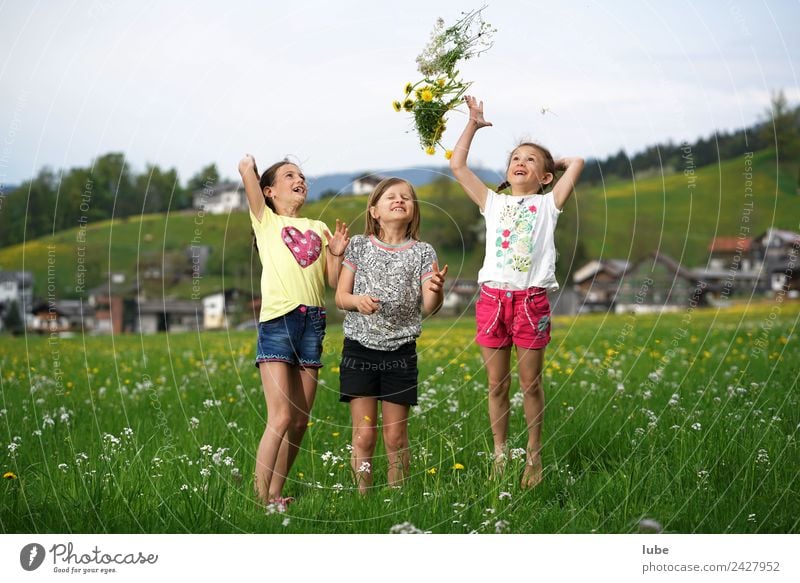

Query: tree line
left=581, top=90, right=800, bottom=185
left=0, top=154, right=221, bottom=248
left=1, top=91, right=796, bottom=249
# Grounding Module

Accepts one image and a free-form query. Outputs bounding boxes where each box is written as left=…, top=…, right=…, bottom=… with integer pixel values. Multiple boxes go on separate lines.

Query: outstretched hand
left=465, top=96, right=492, bottom=129
left=238, top=154, right=256, bottom=177
left=427, top=261, right=449, bottom=293
left=325, top=219, right=350, bottom=257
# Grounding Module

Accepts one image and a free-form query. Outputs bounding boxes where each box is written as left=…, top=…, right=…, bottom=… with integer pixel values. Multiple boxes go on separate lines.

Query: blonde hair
left=364, top=177, right=421, bottom=240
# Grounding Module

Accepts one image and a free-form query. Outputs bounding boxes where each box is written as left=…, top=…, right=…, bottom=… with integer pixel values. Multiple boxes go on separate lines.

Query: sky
left=0, top=0, right=798, bottom=187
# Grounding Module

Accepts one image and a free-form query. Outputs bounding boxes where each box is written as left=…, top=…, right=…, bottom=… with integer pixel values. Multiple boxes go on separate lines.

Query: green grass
left=1, top=302, right=798, bottom=533
left=578, top=150, right=799, bottom=266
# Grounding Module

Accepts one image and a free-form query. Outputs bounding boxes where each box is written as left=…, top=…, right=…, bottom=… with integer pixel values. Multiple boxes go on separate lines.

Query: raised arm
left=551, top=157, right=585, bottom=210
left=324, top=219, right=349, bottom=289
left=238, top=154, right=265, bottom=221
left=449, top=95, right=492, bottom=211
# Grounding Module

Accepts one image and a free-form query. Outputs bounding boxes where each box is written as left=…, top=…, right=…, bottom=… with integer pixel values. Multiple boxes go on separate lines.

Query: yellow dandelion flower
left=444, top=150, right=453, bottom=160
left=403, top=99, right=414, bottom=111
left=392, top=100, right=401, bottom=112
left=3, top=471, right=16, bottom=480
left=298, top=472, right=304, bottom=479
left=425, top=145, right=436, bottom=156
left=332, top=432, right=340, bottom=437
left=404, top=82, right=413, bottom=94
left=437, top=78, right=446, bottom=87
left=307, top=421, right=315, bottom=427
left=452, top=463, right=465, bottom=470
left=427, top=467, right=437, bottom=475
left=420, top=89, right=434, bottom=102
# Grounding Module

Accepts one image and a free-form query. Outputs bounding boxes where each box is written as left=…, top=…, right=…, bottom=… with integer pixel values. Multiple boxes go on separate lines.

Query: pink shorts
left=475, top=284, right=551, bottom=350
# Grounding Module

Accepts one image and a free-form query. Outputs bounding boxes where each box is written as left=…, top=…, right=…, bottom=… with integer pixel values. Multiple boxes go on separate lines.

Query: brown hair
left=251, top=159, right=298, bottom=250
left=497, top=142, right=557, bottom=194
left=364, top=177, right=421, bottom=240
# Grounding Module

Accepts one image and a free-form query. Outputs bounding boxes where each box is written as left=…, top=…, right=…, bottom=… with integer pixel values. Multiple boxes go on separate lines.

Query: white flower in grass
left=389, top=521, right=424, bottom=534
left=691, top=422, right=702, bottom=431
left=122, top=426, right=134, bottom=439
left=180, top=484, right=189, bottom=492
left=638, top=519, right=663, bottom=533
left=189, top=417, right=200, bottom=430
left=199, top=444, right=213, bottom=455
left=203, top=399, right=221, bottom=409
left=747, top=513, right=756, bottom=523
left=58, top=463, right=69, bottom=473
left=282, top=517, right=290, bottom=527
left=755, top=449, right=770, bottom=465
left=42, top=414, right=55, bottom=429
left=358, top=461, right=371, bottom=474
left=226, top=421, right=239, bottom=430
left=200, top=467, right=211, bottom=478
left=32, top=429, right=42, bottom=437
left=332, top=483, right=344, bottom=492
left=494, top=520, right=510, bottom=534
left=509, top=448, right=526, bottom=461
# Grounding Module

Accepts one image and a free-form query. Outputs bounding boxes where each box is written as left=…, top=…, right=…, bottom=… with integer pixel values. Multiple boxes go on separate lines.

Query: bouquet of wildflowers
left=393, top=7, right=496, bottom=158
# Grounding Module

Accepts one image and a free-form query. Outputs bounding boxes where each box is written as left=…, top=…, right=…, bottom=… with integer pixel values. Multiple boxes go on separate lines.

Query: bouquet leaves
left=393, top=7, right=496, bottom=158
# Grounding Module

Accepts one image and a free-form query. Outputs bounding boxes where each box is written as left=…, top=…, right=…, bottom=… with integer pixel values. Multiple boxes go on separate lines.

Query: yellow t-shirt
left=250, top=207, right=329, bottom=322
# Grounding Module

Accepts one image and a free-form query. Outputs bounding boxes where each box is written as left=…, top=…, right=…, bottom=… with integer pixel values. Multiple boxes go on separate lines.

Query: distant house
left=351, top=174, right=385, bottom=196
left=707, top=237, right=755, bottom=272
left=440, top=280, right=479, bottom=315
left=751, top=228, right=800, bottom=294
left=614, top=252, right=711, bottom=313
left=0, top=270, right=34, bottom=313
left=572, top=259, right=631, bottom=312
left=29, top=301, right=70, bottom=334
left=88, top=282, right=129, bottom=334
left=135, top=300, right=202, bottom=334
left=192, top=181, right=247, bottom=214
left=202, top=288, right=250, bottom=330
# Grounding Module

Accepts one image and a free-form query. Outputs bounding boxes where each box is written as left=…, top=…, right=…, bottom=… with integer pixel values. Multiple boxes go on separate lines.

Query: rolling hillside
left=0, top=149, right=797, bottom=302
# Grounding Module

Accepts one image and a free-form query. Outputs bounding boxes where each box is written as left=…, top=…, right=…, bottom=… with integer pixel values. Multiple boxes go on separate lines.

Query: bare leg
left=480, top=346, right=513, bottom=470
left=516, top=346, right=546, bottom=488
left=272, top=367, right=319, bottom=496
left=254, top=362, right=296, bottom=504
left=382, top=401, right=411, bottom=487
left=349, top=398, right=378, bottom=494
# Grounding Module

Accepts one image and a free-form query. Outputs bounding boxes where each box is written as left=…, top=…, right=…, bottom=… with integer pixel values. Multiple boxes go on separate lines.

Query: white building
left=351, top=174, right=385, bottom=196
left=192, top=182, right=247, bottom=214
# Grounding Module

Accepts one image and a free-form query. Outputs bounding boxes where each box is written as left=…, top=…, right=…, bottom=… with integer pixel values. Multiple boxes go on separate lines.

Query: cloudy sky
left=0, top=0, right=797, bottom=186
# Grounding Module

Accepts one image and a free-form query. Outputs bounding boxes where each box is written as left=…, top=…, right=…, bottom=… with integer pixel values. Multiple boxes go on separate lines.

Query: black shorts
left=339, top=338, right=418, bottom=406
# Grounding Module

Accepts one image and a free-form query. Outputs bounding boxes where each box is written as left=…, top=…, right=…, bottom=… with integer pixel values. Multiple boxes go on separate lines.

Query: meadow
left=1, top=302, right=798, bottom=534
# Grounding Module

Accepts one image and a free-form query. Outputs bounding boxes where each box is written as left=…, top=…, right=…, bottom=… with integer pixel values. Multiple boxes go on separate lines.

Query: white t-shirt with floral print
left=477, top=188, right=562, bottom=291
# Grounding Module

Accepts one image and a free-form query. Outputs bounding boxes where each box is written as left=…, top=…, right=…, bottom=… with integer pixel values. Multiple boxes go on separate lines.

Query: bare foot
left=521, top=457, right=543, bottom=489
left=490, top=451, right=507, bottom=480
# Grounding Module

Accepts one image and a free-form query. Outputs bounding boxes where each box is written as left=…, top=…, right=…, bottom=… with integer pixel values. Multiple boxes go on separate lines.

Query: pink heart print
left=281, top=227, right=322, bottom=268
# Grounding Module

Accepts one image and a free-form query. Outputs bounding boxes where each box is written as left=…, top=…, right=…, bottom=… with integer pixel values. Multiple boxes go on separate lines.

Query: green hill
left=577, top=149, right=799, bottom=266
left=0, top=149, right=797, bottom=302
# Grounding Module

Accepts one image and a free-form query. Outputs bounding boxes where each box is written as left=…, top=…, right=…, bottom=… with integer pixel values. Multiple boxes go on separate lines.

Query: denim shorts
left=255, top=305, right=326, bottom=368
